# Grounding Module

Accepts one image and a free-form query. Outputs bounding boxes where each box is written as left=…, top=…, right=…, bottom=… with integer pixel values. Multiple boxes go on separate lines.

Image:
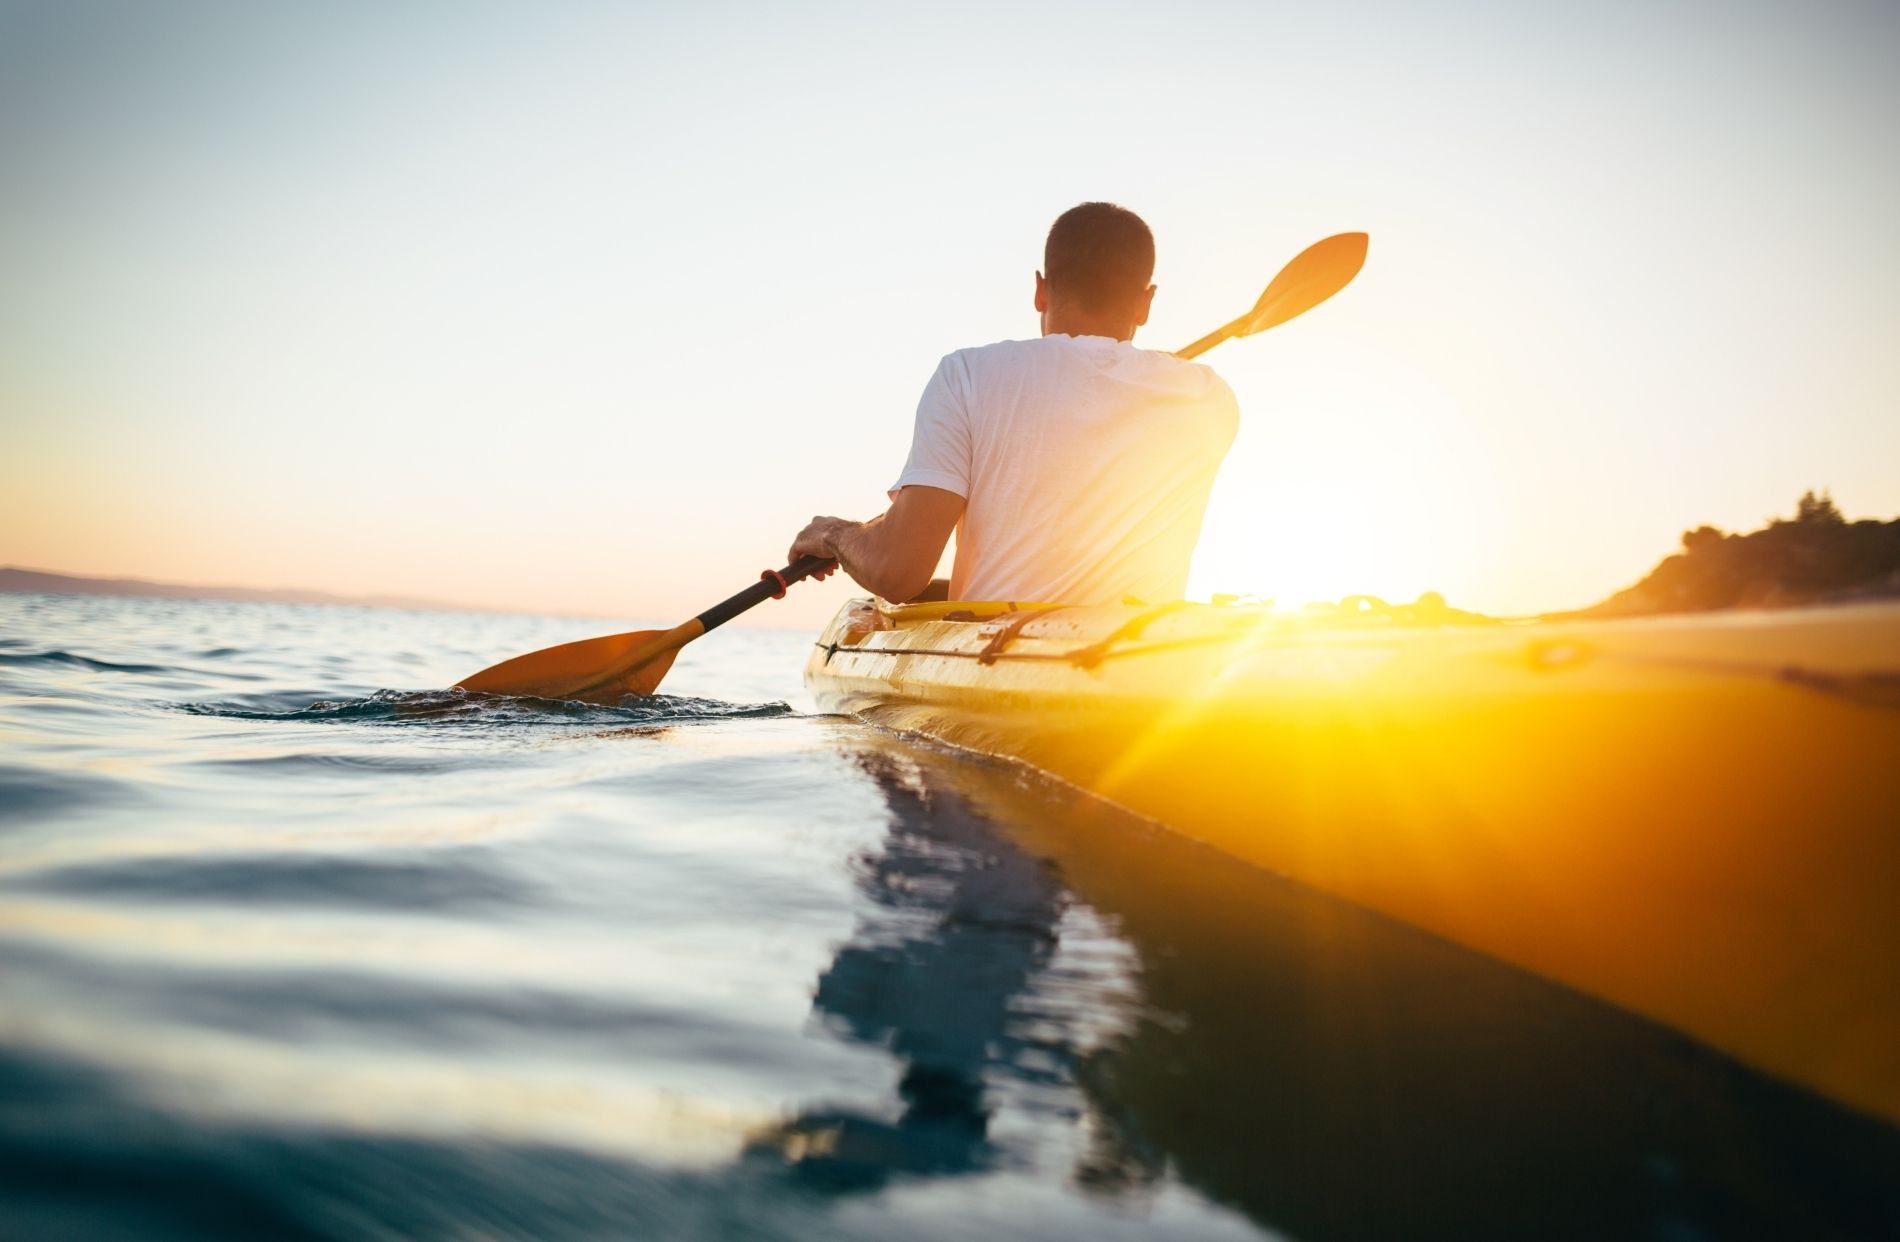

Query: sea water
left=1, top=590, right=1895, bottom=1241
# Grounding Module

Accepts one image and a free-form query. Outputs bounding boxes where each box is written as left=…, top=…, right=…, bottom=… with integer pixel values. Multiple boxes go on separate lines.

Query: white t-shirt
left=890, top=333, right=1239, bottom=604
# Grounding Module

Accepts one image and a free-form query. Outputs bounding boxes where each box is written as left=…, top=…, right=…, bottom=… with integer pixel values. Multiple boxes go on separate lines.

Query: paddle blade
left=1240, top=231, right=1368, bottom=336
left=456, top=628, right=681, bottom=704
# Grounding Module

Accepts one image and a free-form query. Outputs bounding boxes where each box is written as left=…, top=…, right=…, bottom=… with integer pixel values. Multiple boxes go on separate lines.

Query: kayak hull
left=805, top=598, right=1900, bottom=1126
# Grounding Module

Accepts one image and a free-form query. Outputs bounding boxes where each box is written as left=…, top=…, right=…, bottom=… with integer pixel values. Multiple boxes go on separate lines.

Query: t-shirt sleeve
left=888, top=353, right=972, bottom=500
left=1210, top=373, right=1241, bottom=448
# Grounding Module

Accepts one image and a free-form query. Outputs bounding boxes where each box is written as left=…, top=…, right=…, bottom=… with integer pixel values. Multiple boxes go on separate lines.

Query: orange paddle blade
left=1239, top=231, right=1368, bottom=336
left=1174, top=231, right=1368, bottom=360
left=455, top=626, right=687, bottom=704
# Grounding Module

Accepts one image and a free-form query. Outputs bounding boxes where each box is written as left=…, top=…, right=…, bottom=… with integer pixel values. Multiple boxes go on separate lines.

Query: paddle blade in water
left=456, top=628, right=682, bottom=704
left=1239, top=231, right=1368, bottom=336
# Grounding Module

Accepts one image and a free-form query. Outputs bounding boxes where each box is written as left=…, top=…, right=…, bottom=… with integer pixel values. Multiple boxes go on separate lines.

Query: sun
left=1186, top=339, right=1490, bottom=610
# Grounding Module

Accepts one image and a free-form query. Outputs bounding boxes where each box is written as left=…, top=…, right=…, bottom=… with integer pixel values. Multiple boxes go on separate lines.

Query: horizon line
left=0, top=565, right=661, bottom=627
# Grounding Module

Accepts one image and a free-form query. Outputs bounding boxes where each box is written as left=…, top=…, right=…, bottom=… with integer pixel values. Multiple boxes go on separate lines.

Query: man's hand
left=785, top=487, right=963, bottom=603
left=788, top=517, right=855, bottom=579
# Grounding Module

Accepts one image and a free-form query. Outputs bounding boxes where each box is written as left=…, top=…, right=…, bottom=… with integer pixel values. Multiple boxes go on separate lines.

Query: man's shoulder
left=940, top=337, right=1042, bottom=369
left=943, top=335, right=1191, bottom=374
left=939, top=337, right=1237, bottom=412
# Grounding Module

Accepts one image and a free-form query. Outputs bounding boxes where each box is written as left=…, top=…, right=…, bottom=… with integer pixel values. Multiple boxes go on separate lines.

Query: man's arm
left=788, top=485, right=964, bottom=603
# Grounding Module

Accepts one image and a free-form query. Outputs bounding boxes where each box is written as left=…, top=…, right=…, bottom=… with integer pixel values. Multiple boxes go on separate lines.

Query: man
left=789, top=202, right=1239, bottom=605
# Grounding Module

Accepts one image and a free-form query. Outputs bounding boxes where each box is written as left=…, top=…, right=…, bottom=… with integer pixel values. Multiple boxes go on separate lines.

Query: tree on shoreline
left=1583, top=491, right=1900, bottom=617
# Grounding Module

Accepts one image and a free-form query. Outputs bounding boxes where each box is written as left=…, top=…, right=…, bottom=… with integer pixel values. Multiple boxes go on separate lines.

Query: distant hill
left=0, top=566, right=483, bottom=614
left=1579, top=491, right=1900, bottom=618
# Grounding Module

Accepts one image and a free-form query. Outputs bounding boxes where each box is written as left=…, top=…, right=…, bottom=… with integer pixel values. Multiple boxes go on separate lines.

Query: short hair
left=1043, top=202, right=1155, bottom=314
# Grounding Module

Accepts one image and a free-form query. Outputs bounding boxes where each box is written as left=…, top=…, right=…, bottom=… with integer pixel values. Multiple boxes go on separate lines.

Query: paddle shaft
left=1174, top=319, right=1240, bottom=361
left=700, top=556, right=837, bottom=631
left=556, top=555, right=836, bottom=699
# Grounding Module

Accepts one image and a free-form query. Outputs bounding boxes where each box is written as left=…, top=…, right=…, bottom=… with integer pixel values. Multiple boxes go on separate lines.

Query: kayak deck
left=806, top=597, right=1900, bottom=1127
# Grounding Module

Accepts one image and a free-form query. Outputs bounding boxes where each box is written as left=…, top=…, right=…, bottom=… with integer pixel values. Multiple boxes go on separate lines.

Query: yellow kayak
left=806, top=596, right=1900, bottom=1126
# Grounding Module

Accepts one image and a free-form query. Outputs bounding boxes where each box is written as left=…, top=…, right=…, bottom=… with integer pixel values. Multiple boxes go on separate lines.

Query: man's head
left=1036, top=202, right=1157, bottom=341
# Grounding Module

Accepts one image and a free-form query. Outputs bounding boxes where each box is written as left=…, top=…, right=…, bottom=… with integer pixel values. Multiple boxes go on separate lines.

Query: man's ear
left=1034, top=271, right=1049, bottom=313
left=1134, top=284, right=1156, bottom=328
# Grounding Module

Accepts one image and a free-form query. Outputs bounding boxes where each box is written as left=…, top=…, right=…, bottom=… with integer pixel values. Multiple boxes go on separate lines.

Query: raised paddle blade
left=1238, top=231, right=1368, bottom=337
left=456, top=628, right=682, bottom=705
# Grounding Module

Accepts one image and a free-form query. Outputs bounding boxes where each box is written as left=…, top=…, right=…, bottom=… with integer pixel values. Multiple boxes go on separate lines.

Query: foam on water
left=179, top=687, right=795, bottom=727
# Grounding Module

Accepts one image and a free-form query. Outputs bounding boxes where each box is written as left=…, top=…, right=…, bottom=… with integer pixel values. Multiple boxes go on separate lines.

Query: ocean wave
left=10, top=851, right=529, bottom=913
left=198, top=751, right=467, bottom=775
left=0, top=1040, right=834, bottom=1242
left=0, top=939, right=794, bottom=1068
left=0, top=649, right=169, bottom=674
left=176, top=688, right=794, bottom=727
left=0, top=763, right=139, bottom=825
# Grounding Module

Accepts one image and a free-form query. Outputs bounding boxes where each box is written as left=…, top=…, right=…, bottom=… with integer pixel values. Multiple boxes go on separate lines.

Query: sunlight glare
left=1189, top=334, right=1492, bottom=611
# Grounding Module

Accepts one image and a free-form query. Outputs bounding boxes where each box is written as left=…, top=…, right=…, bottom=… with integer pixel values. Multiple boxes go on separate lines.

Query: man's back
left=894, top=333, right=1238, bottom=604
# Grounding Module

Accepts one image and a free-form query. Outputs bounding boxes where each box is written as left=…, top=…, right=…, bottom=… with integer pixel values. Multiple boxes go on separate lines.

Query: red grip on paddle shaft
left=764, top=557, right=841, bottom=597
left=694, top=557, right=838, bottom=634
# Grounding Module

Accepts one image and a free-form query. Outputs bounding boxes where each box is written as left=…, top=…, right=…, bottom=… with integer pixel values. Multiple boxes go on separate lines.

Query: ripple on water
left=0, top=939, right=738, bottom=1055
left=10, top=851, right=530, bottom=913
left=0, top=650, right=170, bottom=675
left=0, top=763, right=139, bottom=826
left=0, top=1041, right=869, bottom=1242
left=196, top=750, right=472, bottom=776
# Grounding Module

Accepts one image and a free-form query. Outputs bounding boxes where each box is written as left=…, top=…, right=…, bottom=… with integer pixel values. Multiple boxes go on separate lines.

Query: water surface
left=1, top=591, right=1895, bottom=1240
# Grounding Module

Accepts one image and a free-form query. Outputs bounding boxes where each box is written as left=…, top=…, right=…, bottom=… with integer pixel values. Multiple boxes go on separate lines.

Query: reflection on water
left=751, top=750, right=1072, bottom=1190
left=1, top=592, right=1897, bottom=1239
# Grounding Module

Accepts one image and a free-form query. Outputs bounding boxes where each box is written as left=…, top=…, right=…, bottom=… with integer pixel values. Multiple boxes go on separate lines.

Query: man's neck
left=1041, top=310, right=1136, bottom=342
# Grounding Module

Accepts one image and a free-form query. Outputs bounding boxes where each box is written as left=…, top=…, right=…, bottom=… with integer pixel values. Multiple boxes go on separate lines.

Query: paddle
left=457, top=231, right=1368, bottom=703
left=455, top=557, right=837, bottom=702
left=1174, top=231, right=1368, bottom=360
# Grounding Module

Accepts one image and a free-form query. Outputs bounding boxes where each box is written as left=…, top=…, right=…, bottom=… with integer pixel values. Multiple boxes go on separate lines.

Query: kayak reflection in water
left=745, top=751, right=1071, bottom=1191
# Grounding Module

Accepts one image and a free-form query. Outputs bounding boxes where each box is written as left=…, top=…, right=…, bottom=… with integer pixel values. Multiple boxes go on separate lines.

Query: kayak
left=806, top=596, right=1900, bottom=1126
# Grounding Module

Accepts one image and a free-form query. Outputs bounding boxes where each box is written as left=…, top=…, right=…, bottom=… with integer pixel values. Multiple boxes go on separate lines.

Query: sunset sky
left=2, top=1, right=1895, bottom=626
